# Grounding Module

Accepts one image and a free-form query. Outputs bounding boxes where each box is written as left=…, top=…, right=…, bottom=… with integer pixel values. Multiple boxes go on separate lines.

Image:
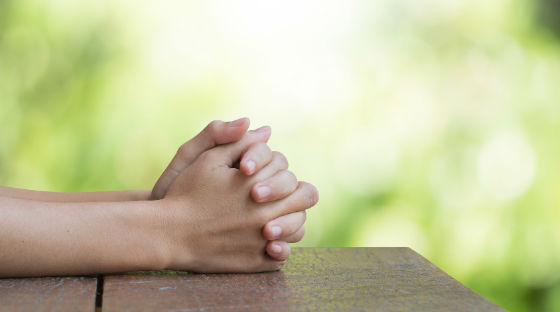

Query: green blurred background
left=1, top=0, right=559, bottom=310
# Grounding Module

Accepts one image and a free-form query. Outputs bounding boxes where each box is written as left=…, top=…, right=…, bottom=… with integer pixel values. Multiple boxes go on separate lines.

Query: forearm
left=0, top=186, right=151, bottom=202
left=0, top=197, right=169, bottom=277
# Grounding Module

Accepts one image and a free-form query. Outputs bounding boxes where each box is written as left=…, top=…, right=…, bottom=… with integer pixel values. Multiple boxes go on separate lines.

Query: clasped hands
left=150, top=118, right=318, bottom=272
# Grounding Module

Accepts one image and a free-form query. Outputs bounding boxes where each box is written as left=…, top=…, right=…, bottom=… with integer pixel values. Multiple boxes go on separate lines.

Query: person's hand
left=151, top=118, right=308, bottom=260
left=151, top=118, right=259, bottom=200
left=161, top=134, right=318, bottom=273
left=239, top=144, right=308, bottom=260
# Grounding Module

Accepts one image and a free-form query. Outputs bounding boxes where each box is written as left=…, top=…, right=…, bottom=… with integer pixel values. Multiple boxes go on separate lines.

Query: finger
left=209, top=125, right=272, bottom=167
left=265, top=240, right=291, bottom=261
left=257, top=258, right=287, bottom=272
left=250, top=152, right=289, bottom=184
left=252, top=169, right=297, bottom=203
left=151, top=118, right=251, bottom=199
left=265, top=181, right=319, bottom=219
left=262, top=211, right=306, bottom=240
left=240, top=142, right=273, bottom=176
left=172, top=118, right=251, bottom=172
left=282, top=225, right=305, bottom=243
left=248, top=250, right=287, bottom=272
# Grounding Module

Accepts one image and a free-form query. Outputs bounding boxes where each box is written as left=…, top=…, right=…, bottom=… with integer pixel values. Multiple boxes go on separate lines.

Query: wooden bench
left=0, top=248, right=505, bottom=311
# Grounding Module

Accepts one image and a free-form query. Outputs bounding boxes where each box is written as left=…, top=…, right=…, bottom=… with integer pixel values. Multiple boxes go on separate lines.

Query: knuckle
left=273, top=151, right=289, bottom=169
left=295, top=227, right=306, bottom=242
left=286, top=213, right=303, bottom=231
left=284, top=170, right=298, bottom=184
left=300, top=210, right=307, bottom=223
left=207, top=120, right=222, bottom=133
left=263, top=143, right=272, bottom=153
left=263, top=260, right=284, bottom=272
left=308, top=184, right=319, bottom=207
left=287, top=227, right=305, bottom=243
left=177, top=142, right=189, bottom=156
left=198, top=149, right=216, bottom=162
left=260, top=257, right=283, bottom=272
left=300, top=182, right=318, bottom=208
left=273, top=261, right=286, bottom=271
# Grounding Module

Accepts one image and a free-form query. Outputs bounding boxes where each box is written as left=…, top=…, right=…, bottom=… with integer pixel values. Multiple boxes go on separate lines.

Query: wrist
left=156, top=196, right=196, bottom=271
left=141, top=198, right=178, bottom=271
left=111, top=198, right=176, bottom=272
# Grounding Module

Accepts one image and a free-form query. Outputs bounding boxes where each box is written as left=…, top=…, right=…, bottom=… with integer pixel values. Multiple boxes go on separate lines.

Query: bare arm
left=0, top=132, right=317, bottom=277
left=0, top=186, right=151, bottom=202
left=0, top=196, right=167, bottom=277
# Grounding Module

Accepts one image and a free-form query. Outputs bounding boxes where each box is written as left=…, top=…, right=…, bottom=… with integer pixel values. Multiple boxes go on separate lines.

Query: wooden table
left=0, top=248, right=505, bottom=311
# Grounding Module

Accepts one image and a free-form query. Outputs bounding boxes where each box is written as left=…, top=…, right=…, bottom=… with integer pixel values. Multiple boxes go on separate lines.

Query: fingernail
left=245, top=160, right=256, bottom=174
left=271, top=226, right=282, bottom=238
left=256, top=185, right=270, bottom=199
left=230, top=117, right=247, bottom=127
left=271, top=243, right=282, bottom=254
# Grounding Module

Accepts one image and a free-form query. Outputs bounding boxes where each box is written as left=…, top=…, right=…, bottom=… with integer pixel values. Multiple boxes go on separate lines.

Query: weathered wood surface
left=0, top=276, right=97, bottom=312
left=102, top=247, right=505, bottom=312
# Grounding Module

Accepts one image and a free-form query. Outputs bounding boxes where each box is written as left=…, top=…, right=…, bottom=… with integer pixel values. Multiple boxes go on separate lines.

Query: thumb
left=212, top=125, right=272, bottom=167
left=183, top=118, right=251, bottom=160
left=151, top=118, right=250, bottom=199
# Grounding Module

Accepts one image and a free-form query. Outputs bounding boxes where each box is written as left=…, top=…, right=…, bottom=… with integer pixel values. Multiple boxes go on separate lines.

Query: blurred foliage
left=1, top=0, right=560, bottom=311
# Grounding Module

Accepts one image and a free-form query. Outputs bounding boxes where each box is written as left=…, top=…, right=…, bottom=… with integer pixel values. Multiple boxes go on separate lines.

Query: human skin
left=0, top=118, right=307, bottom=260
left=0, top=133, right=318, bottom=277
left=151, top=118, right=307, bottom=257
left=159, top=132, right=318, bottom=272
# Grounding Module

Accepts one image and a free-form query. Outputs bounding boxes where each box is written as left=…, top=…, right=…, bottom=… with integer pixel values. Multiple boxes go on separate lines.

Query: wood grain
left=0, top=276, right=97, bottom=312
left=102, top=247, right=505, bottom=312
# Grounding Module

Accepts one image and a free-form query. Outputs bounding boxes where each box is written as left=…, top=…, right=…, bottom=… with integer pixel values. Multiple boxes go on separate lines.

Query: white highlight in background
left=477, top=130, right=537, bottom=202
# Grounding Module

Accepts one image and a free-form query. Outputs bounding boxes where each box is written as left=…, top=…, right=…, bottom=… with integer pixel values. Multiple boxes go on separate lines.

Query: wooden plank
left=0, top=276, right=98, bottom=311
left=102, top=247, right=504, bottom=311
